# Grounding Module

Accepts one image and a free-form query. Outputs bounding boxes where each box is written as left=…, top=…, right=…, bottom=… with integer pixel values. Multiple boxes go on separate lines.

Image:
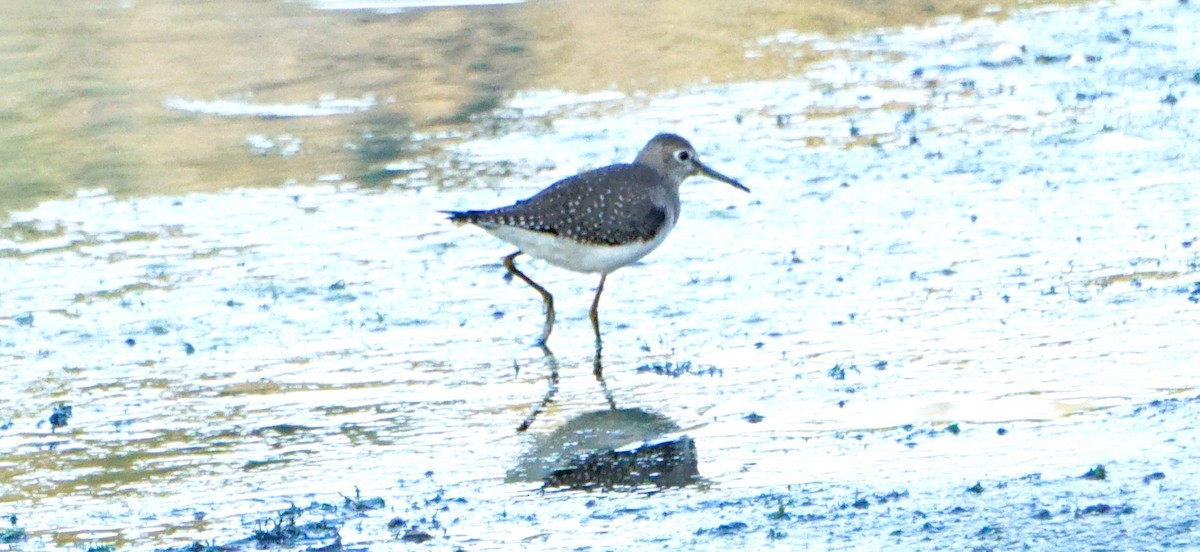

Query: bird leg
left=589, top=273, right=608, bottom=349
left=503, top=251, right=555, bottom=345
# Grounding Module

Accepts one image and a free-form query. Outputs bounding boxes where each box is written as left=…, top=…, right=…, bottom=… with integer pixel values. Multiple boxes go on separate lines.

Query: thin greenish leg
left=589, top=273, right=607, bottom=349
left=503, top=251, right=554, bottom=345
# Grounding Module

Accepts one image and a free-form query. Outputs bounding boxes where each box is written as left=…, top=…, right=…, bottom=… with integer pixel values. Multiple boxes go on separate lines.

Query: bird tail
left=441, top=210, right=478, bottom=225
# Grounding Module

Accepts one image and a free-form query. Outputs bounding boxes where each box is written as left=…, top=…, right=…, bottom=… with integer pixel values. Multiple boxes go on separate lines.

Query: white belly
left=486, top=224, right=674, bottom=274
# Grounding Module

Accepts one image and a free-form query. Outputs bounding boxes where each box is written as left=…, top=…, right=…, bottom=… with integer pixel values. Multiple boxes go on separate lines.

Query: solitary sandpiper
left=445, top=133, right=749, bottom=346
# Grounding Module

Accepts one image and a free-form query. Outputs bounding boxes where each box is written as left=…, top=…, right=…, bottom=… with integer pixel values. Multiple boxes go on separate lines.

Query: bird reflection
left=516, top=344, right=616, bottom=433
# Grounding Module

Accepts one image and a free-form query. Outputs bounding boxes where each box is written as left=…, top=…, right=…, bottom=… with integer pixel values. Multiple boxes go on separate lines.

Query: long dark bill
left=696, top=161, right=749, bottom=192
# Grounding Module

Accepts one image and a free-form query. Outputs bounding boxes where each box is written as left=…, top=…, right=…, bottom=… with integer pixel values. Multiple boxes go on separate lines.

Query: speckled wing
left=447, top=164, right=670, bottom=246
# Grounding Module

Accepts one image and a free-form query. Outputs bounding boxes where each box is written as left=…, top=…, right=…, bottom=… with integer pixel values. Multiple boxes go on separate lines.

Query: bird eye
left=675, top=150, right=691, bottom=162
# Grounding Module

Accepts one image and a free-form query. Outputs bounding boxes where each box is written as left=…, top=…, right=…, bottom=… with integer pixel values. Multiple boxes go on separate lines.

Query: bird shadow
left=516, top=343, right=616, bottom=433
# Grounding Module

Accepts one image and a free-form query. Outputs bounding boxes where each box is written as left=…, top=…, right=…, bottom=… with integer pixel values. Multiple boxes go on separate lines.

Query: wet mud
left=2, top=0, right=1199, bottom=550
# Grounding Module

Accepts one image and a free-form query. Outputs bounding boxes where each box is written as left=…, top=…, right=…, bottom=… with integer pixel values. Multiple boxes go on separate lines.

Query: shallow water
left=3, top=0, right=1200, bottom=550
left=0, top=0, right=1078, bottom=213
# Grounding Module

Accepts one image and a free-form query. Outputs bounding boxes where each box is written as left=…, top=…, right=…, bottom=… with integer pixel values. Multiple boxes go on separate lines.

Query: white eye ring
left=675, top=150, right=691, bottom=162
